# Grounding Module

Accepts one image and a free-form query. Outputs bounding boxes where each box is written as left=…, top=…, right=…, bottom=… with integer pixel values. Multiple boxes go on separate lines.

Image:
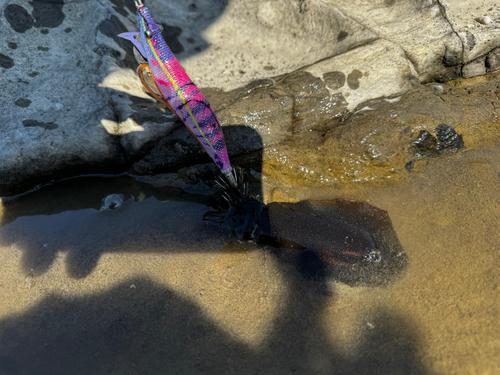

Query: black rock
left=410, top=130, right=439, bottom=158
left=435, top=123, right=464, bottom=152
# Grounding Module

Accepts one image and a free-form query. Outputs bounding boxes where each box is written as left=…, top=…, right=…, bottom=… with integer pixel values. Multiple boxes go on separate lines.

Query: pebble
left=475, top=16, right=494, bottom=25
left=100, top=194, right=124, bottom=211
left=24, top=272, right=34, bottom=288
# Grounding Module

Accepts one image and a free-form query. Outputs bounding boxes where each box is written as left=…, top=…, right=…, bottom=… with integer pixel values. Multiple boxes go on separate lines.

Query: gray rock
left=442, top=1, right=500, bottom=64
left=2, top=0, right=500, bottom=196
left=462, top=58, right=486, bottom=78
left=486, top=47, right=500, bottom=72
left=0, top=0, right=177, bottom=196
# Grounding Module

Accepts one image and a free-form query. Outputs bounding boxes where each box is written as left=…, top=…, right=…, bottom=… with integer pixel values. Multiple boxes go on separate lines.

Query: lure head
left=135, top=0, right=162, bottom=42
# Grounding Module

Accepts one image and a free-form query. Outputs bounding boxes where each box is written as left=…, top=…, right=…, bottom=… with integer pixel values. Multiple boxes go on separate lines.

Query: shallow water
left=0, top=143, right=499, bottom=374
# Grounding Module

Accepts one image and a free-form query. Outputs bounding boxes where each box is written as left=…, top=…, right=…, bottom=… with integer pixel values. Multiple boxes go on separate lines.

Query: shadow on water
left=0, top=174, right=233, bottom=279
left=0, top=132, right=421, bottom=374
left=0, top=121, right=264, bottom=279
left=0, top=147, right=408, bottom=285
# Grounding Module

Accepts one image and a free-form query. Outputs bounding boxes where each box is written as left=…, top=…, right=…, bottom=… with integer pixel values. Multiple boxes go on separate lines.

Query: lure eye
left=159, top=24, right=163, bottom=32
left=145, top=29, right=153, bottom=38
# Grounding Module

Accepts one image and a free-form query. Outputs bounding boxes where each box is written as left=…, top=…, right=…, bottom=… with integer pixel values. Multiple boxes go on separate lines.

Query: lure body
left=119, top=1, right=235, bottom=185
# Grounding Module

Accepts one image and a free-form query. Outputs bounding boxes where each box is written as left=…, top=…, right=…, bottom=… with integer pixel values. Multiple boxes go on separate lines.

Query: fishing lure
left=119, top=0, right=237, bottom=187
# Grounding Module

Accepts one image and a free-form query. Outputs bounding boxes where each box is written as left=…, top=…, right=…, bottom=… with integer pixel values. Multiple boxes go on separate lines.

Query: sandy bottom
left=0, top=144, right=499, bottom=374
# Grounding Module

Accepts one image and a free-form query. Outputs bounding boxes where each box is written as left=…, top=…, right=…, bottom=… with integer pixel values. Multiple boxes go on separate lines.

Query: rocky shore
left=2, top=0, right=500, bottom=196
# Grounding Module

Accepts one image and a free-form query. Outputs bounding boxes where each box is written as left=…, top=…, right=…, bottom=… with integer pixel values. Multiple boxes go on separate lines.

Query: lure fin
left=118, top=32, right=147, bottom=60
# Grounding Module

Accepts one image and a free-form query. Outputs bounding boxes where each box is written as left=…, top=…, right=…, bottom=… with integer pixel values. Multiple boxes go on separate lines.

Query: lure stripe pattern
left=137, top=6, right=231, bottom=173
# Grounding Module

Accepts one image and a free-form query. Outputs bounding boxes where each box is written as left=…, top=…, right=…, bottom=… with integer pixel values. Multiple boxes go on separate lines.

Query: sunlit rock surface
left=254, top=72, right=500, bottom=194
left=2, top=0, right=500, bottom=195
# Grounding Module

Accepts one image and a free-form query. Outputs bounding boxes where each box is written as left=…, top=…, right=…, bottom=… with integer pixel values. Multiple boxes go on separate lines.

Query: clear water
left=0, top=144, right=499, bottom=374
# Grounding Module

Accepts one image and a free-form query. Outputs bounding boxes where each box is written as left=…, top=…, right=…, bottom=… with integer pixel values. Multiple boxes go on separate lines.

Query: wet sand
left=0, top=143, right=499, bottom=374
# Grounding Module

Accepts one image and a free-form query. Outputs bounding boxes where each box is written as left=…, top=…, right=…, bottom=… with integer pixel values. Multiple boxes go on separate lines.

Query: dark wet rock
left=409, top=130, right=440, bottom=158
left=0, top=54, right=15, bottom=69
left=347, top=69, right=363, bottom=90
left=406, top=124, right=464, bottom=172
left=323, top=71, right=345, bottom=90
left=435, top=123, right=464, bottom=152
left=4, top=4, right=34, bottom=33
left=15, top=98, right=32, bottom=108
left=264, top=74, right=500, bottom=187
left=40, top=29, right=49, bottom=35
left=7, top=42, right=17, bottom=49
left=31, top=0, right=65, bottom=29
left=409, top=124, right=463, bottom=157
left=405, top=130, right=440, bottom=172
left=22, top=120, right=58, bottom=130
left=64, top=27, right=72, bottom=33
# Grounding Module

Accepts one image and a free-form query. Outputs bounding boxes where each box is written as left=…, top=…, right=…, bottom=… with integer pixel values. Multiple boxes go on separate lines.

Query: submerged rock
left=253, top=71, right=500, bottom=193
left=435, top=123, right=465, bottom=152
left=406, top=124, right=464, bottom=171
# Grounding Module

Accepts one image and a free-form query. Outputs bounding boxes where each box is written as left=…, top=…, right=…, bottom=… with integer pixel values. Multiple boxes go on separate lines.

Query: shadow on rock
left=0, top=276, right=428, bottom=375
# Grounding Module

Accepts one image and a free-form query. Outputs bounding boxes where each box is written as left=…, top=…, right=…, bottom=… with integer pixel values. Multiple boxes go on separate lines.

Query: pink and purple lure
left=119, top=0, right=237, bottom=187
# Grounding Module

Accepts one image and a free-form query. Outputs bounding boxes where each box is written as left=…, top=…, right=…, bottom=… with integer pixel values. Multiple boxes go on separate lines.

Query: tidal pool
left=0, top=143, right=499, bottom=374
